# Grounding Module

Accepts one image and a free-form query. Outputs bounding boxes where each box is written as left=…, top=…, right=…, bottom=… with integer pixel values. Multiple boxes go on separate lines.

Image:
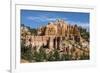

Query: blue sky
left=21, top=10, right=90, bottom=29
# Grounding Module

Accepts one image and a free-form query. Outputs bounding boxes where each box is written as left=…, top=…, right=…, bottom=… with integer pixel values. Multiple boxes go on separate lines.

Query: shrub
left=33, top=46, right=47, bottom=62
left=21, top=45, right=34, bottom=62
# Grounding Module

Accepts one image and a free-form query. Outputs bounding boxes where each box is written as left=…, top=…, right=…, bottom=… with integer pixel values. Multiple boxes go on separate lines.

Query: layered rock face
left=22, top=19, right=81, bottom=50
left=37, top=19, right=81, bottom=42
left=37, top=19, right=80, bottom=38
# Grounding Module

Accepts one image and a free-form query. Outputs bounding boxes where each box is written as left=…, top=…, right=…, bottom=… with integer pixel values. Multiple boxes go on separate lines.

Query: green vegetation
left=33, top=46, right=47, bottom=62
left=80, top=52, right=90, bottom=60
left=29, top=28, right=37, bottom=35
left=78, top=26, right=89, bottom=41
left=21, top=45, right=89, bottom=62
left=21, top=45, right=34, bottom=62
left=21, top=24, right=37, bottom=35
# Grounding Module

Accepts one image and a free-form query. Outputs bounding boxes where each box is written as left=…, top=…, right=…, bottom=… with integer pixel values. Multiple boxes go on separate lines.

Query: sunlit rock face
left=37, top=19, right=81, bottom=38
left=21, top=19, right=82, bottom=50
left=45, top=22, right=57, bottom=36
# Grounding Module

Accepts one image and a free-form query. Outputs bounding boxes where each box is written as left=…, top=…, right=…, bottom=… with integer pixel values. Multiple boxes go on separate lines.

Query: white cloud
left=66, top=20, right=89, bottom=32
left=27, top=16, right=89, bottom=30
left=27, top=15, right=69, bottom=22
left=27, top=16, right=46, bottom=22
left=67, top=20, right=89, bottom=27
left=27, top=16, right=39, bottom=20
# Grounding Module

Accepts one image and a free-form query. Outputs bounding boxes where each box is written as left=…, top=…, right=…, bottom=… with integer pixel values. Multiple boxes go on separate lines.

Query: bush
left=21, top=44, right=89, bottom=62
left=53, top=49, right=61, bottom=61
left=32, top=46, right=47, bottom=62
left=21, top=45, right=34, bottom=62
left=80, top=52, right=90, bottom=60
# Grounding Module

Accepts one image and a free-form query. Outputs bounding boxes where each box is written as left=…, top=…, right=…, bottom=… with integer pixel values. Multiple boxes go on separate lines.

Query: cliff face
left=21, top=19, right=82, bottom=49
left=37, top=19, right=80, bottom=38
